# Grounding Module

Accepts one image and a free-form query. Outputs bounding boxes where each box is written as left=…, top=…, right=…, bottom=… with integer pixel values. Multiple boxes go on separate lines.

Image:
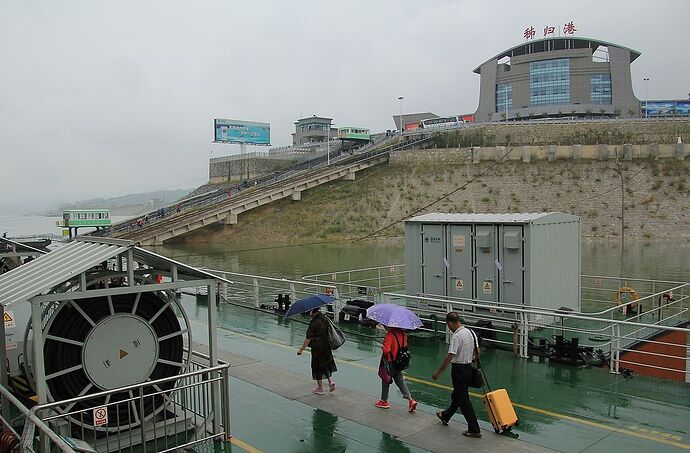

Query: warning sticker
left=455, top=280, right=464, bottom=291
left=483, top=281, right=492, bottom=294
left=93, top=407, right=108, bottom=427
left=452, top=235, right=465, bottom=248
left=3, top=311, right=15, bottom=329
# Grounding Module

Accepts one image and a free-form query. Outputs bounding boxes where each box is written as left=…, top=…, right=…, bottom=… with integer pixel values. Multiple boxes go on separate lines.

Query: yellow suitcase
left=482, top=388, right=518, bottom=433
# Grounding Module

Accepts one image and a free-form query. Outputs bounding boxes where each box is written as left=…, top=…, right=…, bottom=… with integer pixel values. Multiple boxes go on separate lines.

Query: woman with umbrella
left=367, top=304, right=421, bottom=413
left=289, top=295, right=337, bottom=395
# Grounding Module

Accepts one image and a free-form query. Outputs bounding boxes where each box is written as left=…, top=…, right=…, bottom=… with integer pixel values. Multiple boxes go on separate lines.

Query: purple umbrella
left=366, top=304, right=423, bottom=330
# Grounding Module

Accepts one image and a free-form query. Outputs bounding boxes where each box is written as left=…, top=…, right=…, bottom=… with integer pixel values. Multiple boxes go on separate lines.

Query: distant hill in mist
left=41, top=189, right=192, bottom=217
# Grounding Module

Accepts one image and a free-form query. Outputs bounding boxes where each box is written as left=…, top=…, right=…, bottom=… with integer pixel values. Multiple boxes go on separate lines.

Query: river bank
left=171, top=152, right=690, bottom=246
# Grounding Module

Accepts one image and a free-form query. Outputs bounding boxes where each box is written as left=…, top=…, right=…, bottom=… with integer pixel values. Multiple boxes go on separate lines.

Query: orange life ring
left=615, top=287, right=639, bottom=313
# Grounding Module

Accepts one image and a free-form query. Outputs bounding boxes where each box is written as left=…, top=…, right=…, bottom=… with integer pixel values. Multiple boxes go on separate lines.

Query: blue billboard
left=642, top=100, right=690, bottom=117
left=214, top=119, right=271, bottom=145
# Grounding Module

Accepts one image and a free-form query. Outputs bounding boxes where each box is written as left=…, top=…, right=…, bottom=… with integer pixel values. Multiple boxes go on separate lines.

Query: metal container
left=405, top=213, right=581, bottom=312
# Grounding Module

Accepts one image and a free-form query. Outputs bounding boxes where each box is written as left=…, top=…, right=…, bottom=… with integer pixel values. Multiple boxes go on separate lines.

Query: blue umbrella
left=284, top=293, right=335, bottom=318
left=366, top=304, right=423, bottom=330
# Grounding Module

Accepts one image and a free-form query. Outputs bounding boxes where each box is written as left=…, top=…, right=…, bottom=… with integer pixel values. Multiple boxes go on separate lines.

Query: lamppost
left=643, top=77, right=650, bottom=118
left=398, top=96, right=404, bottom=133
left=326, top=120, right=333, bottom=165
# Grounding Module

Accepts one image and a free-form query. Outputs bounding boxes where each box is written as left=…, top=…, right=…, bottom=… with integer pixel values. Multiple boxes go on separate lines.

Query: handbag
left=468, top=329, right=484, bottom=388
left=378, top=359, right=393, bottom=384
left=326, top=316, right=346, bottom=350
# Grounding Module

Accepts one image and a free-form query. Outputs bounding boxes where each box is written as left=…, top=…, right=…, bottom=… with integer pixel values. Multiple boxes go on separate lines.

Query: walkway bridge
left=113, top=135, right=428, bottom=246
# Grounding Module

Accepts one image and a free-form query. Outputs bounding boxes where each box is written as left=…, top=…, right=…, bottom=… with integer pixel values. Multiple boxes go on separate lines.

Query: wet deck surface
left=197, top=343, right=550, bottom=453
left=184, top=297, right=690, bottom=453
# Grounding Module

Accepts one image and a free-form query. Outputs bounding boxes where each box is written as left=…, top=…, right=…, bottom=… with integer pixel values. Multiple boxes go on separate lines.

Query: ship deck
left=183, top=296, right=690, bottom=453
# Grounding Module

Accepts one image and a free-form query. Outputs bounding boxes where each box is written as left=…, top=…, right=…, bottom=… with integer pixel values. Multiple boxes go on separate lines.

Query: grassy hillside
left=173, top=153, right=690, bottom=247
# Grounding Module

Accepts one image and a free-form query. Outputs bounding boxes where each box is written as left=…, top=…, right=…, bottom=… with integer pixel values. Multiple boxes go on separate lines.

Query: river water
left=3, top=215, right=688, bottom=282
left=156, top=239, right=690, bottom=284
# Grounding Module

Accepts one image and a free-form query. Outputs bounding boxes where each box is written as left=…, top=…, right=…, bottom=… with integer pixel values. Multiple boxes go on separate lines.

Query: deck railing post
left=222, top=368, right=232, bottom=440
left=289, top=283, right=297, bottom=307
left=253, top=278, right=260, bottom=308
left=333, top=287, right=341, bottom=323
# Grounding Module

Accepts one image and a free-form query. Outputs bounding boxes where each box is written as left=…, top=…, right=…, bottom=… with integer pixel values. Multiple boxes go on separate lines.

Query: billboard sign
left=214, top=119, right=271, bottom=145
left=642, top=101, right=690, bottom=117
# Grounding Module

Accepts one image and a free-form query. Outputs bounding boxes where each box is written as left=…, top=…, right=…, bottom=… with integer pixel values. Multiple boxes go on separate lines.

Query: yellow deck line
left=230, top=436, right=264, bottom=453
left=207, top=324, right=690, bottom=451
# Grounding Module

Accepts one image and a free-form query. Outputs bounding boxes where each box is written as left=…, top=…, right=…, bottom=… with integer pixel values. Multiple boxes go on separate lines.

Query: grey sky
left=2, top=0, right=688, bottom=213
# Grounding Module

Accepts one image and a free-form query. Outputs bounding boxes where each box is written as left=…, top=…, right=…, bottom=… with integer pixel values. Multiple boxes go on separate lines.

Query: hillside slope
left=172, top=151, right=690, bottom=246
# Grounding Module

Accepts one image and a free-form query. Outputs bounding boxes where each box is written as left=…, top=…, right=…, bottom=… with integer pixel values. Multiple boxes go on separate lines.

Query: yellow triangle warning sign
left=3, top=313, right=12, bottom=322
left=119, top=349, right=128, bottom=359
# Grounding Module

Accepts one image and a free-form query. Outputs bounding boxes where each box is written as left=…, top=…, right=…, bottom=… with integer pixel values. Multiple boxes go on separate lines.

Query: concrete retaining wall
left=391, top=143, right=686, bottom=164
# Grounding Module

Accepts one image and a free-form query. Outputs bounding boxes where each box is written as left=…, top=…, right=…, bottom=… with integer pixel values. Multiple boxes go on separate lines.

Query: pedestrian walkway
left=195, top=343, right=552, bottom=453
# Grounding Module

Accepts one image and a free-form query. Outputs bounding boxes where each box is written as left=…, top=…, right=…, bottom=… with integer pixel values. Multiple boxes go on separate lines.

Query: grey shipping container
left=404, top=213, right=581, bottom=314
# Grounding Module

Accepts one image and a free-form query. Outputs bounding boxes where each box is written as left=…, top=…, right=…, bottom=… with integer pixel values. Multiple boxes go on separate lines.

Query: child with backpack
left=375, top=326, right=417, bottom=412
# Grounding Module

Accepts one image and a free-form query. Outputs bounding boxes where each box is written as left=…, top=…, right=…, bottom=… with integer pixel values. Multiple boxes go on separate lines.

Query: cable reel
left=23, top=271, right=191, bottom=432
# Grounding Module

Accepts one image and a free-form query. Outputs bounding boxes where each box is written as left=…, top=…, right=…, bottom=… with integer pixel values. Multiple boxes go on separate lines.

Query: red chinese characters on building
left=543, top=26, right=556, bottom=37
left=563, top=21, right=577, bottom=35
left=523, top=26, right=536, bottom=40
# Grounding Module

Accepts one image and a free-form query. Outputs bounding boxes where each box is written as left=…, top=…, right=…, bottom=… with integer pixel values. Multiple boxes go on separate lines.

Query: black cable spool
left=38, top=291, right=186, bottom=432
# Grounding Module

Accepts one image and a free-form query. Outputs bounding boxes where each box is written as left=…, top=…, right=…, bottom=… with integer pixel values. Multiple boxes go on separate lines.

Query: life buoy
left=615, top=287, right=640, bottom=314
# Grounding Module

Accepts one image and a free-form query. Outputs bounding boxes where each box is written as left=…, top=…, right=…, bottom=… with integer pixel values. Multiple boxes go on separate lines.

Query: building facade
left=292, top=116, right=338, bottom=145
left=474, top=37, right=642, bottom=121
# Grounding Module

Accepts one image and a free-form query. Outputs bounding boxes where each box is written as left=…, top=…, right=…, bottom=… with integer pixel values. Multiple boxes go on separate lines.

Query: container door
left=447, top=224, right=473, bottom=301
left=500, top=225, right=524, bottom=305
left=421, top=223, right=445, bottom=297
left=474, top=225, right=498, bottom=305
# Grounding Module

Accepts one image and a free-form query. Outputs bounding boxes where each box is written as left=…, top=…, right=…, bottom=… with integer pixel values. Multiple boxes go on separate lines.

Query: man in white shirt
left=432, top=311, right=481, bottom=438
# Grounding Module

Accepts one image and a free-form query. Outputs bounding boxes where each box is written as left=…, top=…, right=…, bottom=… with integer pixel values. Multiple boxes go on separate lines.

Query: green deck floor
left=184, top=295, right=690, bottom=453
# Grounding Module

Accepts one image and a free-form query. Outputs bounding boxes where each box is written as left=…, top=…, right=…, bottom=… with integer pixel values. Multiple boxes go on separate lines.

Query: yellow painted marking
left=119, top=349, right=128, bottom=359
left=191, top=320, right=690, bottom=450
left=230, top=436, right=263, bottom=453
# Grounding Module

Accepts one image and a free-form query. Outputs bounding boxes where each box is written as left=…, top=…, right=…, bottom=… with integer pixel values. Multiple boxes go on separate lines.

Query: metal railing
left=201, top=268, right=342, bottom=320
left=303, top=265, right=406, bottom=303
left=303, top=264, right=689, bottom=381
left=22, top=351, right=230, bottom=453
left=382, top=291, right=690, bottom=380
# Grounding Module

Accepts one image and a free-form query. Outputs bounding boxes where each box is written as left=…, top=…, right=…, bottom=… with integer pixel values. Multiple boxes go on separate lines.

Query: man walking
left=432, top=312, right=482, bottom=438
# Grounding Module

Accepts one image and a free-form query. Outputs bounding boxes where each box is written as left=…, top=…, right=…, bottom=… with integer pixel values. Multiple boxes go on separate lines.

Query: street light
left=642, top=77, right=649, bottom=118
left=326, top=120, right=334, bottom=165
left=398, top=96, right=404, bottom=133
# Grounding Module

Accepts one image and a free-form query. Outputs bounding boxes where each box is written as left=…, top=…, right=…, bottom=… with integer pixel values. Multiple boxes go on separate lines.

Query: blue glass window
left=591, top=74, right=612, bottom=105
left=529, top=58, right=570, bottom=107
left=496, top=83, right=512, bottom=113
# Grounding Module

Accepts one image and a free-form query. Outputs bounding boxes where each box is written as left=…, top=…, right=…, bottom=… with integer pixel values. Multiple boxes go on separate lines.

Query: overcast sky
left=2, top=0, right=688, bottom=213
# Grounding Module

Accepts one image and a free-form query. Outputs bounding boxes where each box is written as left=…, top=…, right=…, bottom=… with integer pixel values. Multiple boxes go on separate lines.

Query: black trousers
left=441, top=363, right=480, bottom=433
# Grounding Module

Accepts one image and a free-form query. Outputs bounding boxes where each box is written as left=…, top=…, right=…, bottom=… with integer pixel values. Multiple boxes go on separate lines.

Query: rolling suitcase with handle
left=477, top=359, right=518, bottom=433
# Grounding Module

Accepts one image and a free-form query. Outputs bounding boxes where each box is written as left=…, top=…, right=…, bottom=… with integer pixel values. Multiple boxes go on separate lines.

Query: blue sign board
left=214, top=119, right=271, bottom=145
left=642, top=101, right=690, bottom=117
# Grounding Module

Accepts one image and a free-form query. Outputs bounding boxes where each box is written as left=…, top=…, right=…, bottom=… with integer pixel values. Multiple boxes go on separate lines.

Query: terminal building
left=473, top=37, right=643, bottom=121
left=292, top=116, right=338, bottom=145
